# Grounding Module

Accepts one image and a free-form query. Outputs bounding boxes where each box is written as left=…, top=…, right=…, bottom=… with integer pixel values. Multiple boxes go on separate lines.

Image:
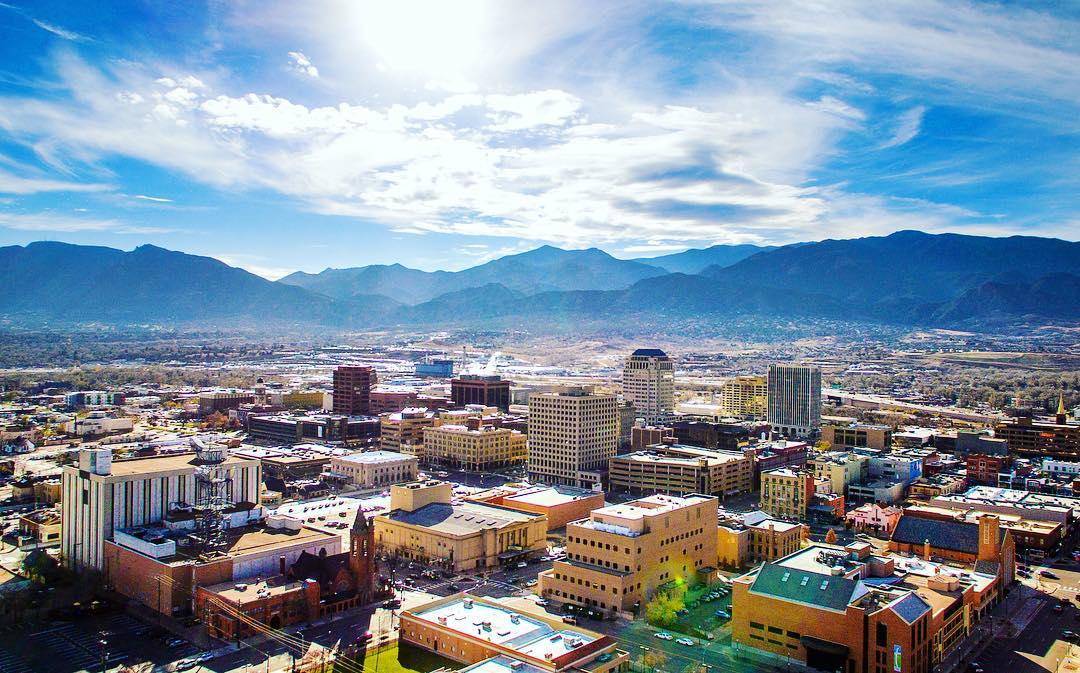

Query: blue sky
left=0, top=1, right=1077, bottom=278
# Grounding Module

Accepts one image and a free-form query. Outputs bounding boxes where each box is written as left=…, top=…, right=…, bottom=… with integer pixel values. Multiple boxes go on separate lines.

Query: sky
left=0, top=1, right=1077, bottom=278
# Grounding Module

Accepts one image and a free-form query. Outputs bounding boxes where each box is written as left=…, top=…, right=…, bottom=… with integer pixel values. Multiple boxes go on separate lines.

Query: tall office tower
left=332, top=365, right=376, bottom=416
left=450, top=375, right=511, bottom=411
left=767, top=364, right=822, bottom=438
left=527, top=387, right=618, bottom=488
left=621, top=348, right=674, bottom=424
left=719, top=375, right=768, bottom=419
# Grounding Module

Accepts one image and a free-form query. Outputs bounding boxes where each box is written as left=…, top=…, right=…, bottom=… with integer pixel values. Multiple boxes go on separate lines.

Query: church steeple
left=349, top=507, right=376, bottom=601
left=1057, top=393, right=1068, bottom=424
left=352, top=507, right=369, bottom=533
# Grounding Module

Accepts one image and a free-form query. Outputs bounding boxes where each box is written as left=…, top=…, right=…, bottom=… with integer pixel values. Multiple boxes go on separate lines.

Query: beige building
left=719, top=375, right=767, bottom=419
left=380, top=408, right=437, bottom=455
left=61, top=447, right=261, bottom=571
left=759, top=468, right=815, bottom=520
left=538, top=493, right=718, bottom=616
left=527, top=388, right=618, bottom=488
left=328, top=450, right=418, bottom=488
left=422, top=421, right=527, bottom=471
left=401, top=594, right=627, bottom=673
left=374, top=481, right=547, bottom=572
left=717, top=512, right=805, bottom=568
left=808, top=451, right=868, bottom=494
left=821, top=422, right=893, bottom=450
left=608, top=444, right=752, bottom=499
left=622, top=349, right=674, bottom=424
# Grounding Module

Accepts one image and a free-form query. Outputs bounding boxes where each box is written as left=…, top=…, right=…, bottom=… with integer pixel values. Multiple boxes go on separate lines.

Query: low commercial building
left=908, top=475, right=967, bottom=500
left=63, top=411, right=134, bottom=437
left=608, top=444, right=752, bottom=499
left=896, top=505, right=1062, bottom=554
left=65, top=391, right=126, bottom=408
left=198, top=390, right=256, bottom=415
left=808, top=452, right=868, bottom=495
left=17, top=508, right=62, bottom=549
left=328, top=450, right=419, bottom=489
left=845, top=503, right=903, bottom=535
left=374, top=481, right=547, bottom=572
left=995, top=406, right=1079, bottom=459
left=401, top=594, right=627, bottom=673
left=889, top=511, right=1013, bottom=563
left=538, top=493, right=718, bottom=616
left=246, top=413, right=380, bottom=445
left=731, top=533, right=1014, bottom=673
left=422, top=421, right=527, bottom=471
left=233, top=443, right=353, bottom=481
left=468, top=485, right=604, bottom=531
left=380, top=408, right=437, bottom=455
left=760, top=469, right=814, bottom=520
left=966, top=454, right=1011, bottom=486
left=822, top=423, right=893, bottom=451
left=846, top=478, right=907, bottom=505
left=929, top=486, right=1079, bottom=526
left=668, top=420, right=752, bottom=450
left=717, top=511, right=805, bottom=569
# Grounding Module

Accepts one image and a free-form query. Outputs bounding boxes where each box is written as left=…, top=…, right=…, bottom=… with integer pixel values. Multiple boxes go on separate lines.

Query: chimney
left=279, top=554, right=286, bottom=575
left=923, top=539, right=931, bottom=561
left=978, top=515, right=1001, bottom=562
left=467, top=416, right=482, bottom=431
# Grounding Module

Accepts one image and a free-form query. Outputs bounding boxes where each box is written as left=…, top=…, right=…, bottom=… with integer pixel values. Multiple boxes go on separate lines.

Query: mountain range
left=2, top=232, right=1077, bottom=332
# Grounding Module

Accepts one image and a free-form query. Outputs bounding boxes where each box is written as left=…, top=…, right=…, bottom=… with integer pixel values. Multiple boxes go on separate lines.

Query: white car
left=175, top=660, right=197, bottom=671
left=676, top=638, right=695, bottom=647
left=654, top=632, right=674, bottom=641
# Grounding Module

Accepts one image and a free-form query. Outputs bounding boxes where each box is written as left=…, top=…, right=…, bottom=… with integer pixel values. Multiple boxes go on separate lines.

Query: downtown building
left=332, top=365, right=377, bottom=416
left=527, top=387, right=618, bottom=489
left=621, top=348, right=674, bottom=425
left=537, top=493, right=719, bottom=617
left=451, top=375, right=512, bottom=411
left=767, top=364, right=822, bottom=438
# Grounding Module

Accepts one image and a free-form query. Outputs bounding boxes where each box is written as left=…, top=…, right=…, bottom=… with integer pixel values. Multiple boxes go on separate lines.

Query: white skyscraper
left=767, top=364, right=822, bottom=438
left=622, top=348, right=674, bottom=424
left=527, top=387, right=618, bottom=488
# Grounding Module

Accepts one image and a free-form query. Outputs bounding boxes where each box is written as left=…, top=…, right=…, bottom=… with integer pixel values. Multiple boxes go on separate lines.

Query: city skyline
left=0, top=1, right=1077, bottom=278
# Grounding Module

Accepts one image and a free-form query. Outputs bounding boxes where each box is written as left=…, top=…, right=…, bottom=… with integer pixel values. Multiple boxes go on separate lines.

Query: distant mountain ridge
left=634, top=243, right=775, bottom=274
left=2, top=231, right=1078, bottom=331
left=280, top=245, right=668, bottom=303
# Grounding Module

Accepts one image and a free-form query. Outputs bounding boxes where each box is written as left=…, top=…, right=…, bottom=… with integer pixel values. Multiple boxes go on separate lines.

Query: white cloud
left=879, top=106, right=927, bottom=149
left=214, top=253, right=295, bottom=280
left=288, top=51, right=319, bottom=78
left=32, top=19, right=90, bottom=42
left=0, top=212, right=170, bottom=235
left=0, top=169, right=112, bottom=195
left=134, top=194, right=173, bottom=203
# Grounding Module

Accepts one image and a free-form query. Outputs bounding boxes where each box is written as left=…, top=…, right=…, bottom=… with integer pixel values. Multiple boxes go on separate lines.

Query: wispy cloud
left=133, top=194, right=173, bottom=203
left=287, top=51, right=319, bottom=78
left=214, top=253, right=295, bottom=280
left=0, top=212, right=171, bottom=235
left=32, top=19, right=91, bottom=42
left=0, top=169, right=112, bottom=195
left=879, top=106, right=927, bottom=149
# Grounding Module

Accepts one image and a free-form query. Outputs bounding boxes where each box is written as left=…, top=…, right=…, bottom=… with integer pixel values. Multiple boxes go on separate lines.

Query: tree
left=815, top=440, right=832, bottom=451
left=645, top=590, right=685, bottom=628
left=801, top=525, right=811, bottom=542
left=825, top=528, right=838, bottom=545
left=643, top=650, right=668, bottom=672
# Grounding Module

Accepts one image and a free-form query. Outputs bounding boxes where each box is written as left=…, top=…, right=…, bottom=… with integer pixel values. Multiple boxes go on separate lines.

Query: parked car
left=562, top=616, right=578, bottom=625
left=175, top=660, right=197, bottom=671
left=526, top=579, right=538, bottom=587
left=1042, top=570, right=1061, bottom=580
left=676, top=638, right=695, bottom=647
left=715, top=610, right=730, bottom=619
left=654, top=632, right=674, bottom=641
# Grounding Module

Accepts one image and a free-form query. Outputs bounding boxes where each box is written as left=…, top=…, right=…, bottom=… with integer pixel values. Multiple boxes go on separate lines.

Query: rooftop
left=334, top=450, right=415, bottom=464
left=95, top=451, right=258, bottom=478
left=205, top=575, right=309, bottom=602
left=504, top=486, right=600, bottom=508
left=381, top=500, right=540, bottom=535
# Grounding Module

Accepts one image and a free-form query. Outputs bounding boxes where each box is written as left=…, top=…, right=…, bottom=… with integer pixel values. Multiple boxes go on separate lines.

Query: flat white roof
left=336, top=450, right=414, bottom=464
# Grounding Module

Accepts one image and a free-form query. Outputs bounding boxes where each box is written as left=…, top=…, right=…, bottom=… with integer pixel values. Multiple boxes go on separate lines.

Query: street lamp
left=98, top=638, right=108, bottom=673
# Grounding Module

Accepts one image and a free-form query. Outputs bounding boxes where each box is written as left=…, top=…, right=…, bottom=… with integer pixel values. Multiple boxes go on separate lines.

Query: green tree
left=645, top=590, right=685, bottom=628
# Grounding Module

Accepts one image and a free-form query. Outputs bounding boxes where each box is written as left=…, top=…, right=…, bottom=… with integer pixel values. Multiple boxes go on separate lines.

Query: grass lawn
left=338, top=642, right=461, bottom=673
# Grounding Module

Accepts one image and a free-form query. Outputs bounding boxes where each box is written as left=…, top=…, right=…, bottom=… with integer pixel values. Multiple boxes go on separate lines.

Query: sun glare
left=355, top=1, right=488, bottom=85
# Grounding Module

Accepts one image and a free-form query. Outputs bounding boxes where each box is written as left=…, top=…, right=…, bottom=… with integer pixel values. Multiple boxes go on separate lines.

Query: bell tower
left=350, top=507, right=376, bottom=599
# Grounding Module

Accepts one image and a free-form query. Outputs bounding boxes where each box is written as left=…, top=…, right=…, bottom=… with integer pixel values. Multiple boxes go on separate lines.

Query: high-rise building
left=332, top=365, right=376, bottom=416
left=451, top=375, right=511, bottom=411
left=718, top=375, right=767, bottom=419
left=621, top=348, right=674, bottom=424
left=61, top=447, right=261, bottom=571
left=527, top=387, right=618, bottom=488
left=767, top=364, right=822, bottom=438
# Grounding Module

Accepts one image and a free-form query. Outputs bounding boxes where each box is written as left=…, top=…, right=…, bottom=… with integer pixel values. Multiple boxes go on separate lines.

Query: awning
left=498, top=548, right=530, bottom=560
left=800, top=636, right=849, bottom=657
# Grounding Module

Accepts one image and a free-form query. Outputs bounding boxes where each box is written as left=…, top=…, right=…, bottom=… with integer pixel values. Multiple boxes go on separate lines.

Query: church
left=197, top=508, right=378, bottom=639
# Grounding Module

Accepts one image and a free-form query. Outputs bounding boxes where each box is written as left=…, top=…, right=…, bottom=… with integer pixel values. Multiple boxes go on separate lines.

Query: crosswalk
left=0, top=648, right=32, bottom=673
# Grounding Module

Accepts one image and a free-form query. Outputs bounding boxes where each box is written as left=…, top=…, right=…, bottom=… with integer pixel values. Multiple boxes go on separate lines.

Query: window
left=876, top=623, right=887, bottom=647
